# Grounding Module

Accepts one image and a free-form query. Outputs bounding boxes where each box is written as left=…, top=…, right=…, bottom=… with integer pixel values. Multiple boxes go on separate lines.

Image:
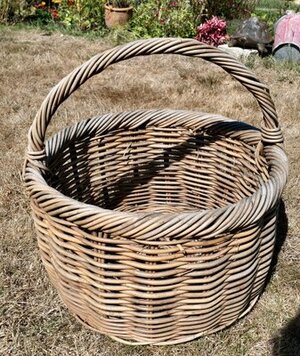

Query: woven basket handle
left=27, top=38, right=283, bottom=158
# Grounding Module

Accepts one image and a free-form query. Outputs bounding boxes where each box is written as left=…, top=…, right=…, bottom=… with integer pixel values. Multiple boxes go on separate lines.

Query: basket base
left=70, top=296, right=260, bottom=345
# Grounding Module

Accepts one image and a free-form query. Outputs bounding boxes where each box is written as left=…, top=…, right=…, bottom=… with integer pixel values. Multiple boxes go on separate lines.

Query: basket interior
left=45, top=117, right=269, bottom=214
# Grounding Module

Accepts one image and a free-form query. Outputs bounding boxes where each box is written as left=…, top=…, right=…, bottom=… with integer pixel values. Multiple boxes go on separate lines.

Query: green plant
left=58, top=0, right=105, bottom=31
left=130, top=0, right=198, bottom=38
left=0, top=1, right=62, bottom=25
left=253, top=0, right=300, bottom=33
left=25, top=1, right=60, bottom=25
left=106, top=0, right=133, bottom=7
left=205, top=0, right=257, bottom=20
left=0, top=0, right=32, bottom=22
left=251, top=9, right=281, bottom=32
left=106, top=24, right=137, bottom=44
left=0, top=0, right=9, bottom=21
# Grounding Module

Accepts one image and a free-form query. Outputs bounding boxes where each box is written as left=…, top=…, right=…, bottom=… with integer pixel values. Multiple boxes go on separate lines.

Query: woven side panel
left=32, top=202, right=278, bottom=344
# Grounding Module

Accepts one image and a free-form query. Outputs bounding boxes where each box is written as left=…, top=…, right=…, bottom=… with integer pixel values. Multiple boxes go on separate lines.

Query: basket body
left=24, top=39, right=288, bottom=345
left=31, top=110, right=278, bottom=344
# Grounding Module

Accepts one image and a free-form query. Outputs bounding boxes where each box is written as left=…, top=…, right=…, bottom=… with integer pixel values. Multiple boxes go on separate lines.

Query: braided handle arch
left=27, top=38, right=283, bottom=156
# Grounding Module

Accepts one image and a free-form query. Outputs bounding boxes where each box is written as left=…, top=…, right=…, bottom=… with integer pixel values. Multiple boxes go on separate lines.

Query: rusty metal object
left=273, top=12, right=300, bottom=62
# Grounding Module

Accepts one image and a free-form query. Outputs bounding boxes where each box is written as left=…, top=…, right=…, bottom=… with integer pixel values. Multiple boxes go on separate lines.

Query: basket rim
left=25, top=109, right=288, bottom=239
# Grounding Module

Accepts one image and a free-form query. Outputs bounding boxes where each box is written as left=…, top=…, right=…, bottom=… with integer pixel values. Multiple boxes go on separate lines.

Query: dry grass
left=0, top=26, right=299, bottom=356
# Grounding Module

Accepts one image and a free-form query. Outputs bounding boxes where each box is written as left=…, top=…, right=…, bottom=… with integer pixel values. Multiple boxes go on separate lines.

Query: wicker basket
left=24, top=38, right=288, bottom=345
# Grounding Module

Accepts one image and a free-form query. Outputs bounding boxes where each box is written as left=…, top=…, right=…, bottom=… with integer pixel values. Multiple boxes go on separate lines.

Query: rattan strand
left=24, top=38, right=288, bottom=345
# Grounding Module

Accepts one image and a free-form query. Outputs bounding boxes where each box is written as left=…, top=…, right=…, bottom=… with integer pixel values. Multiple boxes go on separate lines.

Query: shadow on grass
left=272, top=309, right=300, bottom=356
left=267, top=201, right=300, bottom=356
left=265, top=200, right=288, bottom=286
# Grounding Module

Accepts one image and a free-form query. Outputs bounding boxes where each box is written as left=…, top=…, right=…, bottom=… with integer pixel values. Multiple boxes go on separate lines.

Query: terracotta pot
left=104, top=4, right=133, bottom=28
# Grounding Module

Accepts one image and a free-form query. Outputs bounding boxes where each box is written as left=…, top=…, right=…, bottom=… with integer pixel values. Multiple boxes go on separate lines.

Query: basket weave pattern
left=24, top=38, right=288, bottom=345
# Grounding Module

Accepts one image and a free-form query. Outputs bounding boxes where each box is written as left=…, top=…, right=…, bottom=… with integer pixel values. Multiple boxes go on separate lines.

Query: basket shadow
left=105, top=133, right=216, bottom=210
left=272, top=309, right=300, bottom=356
left=264, top=200, right=288, bottom=287
left=48, top=119, right=262, bottom=213
left=90, top=121, right=261, bottom=210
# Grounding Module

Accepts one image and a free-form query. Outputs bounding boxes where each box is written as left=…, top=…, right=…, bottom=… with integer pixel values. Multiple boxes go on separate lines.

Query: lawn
left=0, top=27, right=299, bottom=355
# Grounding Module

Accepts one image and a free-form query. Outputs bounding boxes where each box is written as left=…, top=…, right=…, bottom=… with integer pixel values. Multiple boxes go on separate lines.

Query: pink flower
left=195, top=16, right=227, bottom=47
left=169, top=1, right=178, bottom=7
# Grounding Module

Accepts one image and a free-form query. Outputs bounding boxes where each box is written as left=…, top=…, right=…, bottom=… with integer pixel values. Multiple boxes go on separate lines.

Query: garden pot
left=104, top=4, right=133, bottom=28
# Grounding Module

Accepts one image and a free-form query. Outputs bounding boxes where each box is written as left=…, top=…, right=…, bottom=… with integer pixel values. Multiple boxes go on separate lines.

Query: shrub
left=205, top=0, right=257, bottom=20
left=252, top=0, right=300, bottom=34
left=0, top=1, right=60, bottom=24
left=26, top=1, right=59, bottom=24
left=0, top=0, right=29, bottom=22
left=130, top=0, right=198, bottom=38
left=0, top=0, right=258, bottom=35
left=58, top=0, right=105, bottom=31
left=0, top=0, right=9, bottom=22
